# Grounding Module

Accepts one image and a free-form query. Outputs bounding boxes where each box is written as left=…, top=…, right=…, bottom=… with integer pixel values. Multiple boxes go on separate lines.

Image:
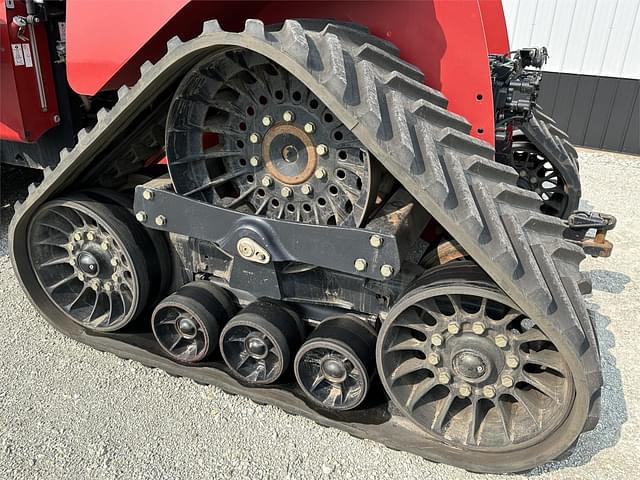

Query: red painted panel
left=479, top=0, right=510, bottom=54
left=66, top=0, right=496, bottom=145
left=0, top=0, right=59, bottom=142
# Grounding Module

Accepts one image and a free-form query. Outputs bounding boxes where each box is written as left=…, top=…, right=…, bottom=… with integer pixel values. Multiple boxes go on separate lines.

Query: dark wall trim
left=538, top=72, right=639, bottom=155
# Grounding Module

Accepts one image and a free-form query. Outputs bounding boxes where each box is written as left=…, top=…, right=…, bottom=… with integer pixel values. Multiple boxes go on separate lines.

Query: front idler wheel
left=294, top=316, right=377, bottom=411
left=220, top=299, right=304, bottom=384
left=152, top=281, right=236, bottom=363
left=27, top=195, right=152, bottom=332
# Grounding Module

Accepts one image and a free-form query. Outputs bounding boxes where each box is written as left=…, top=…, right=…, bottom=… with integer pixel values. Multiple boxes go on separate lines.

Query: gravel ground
left=1, top=150, right=638, bottom=480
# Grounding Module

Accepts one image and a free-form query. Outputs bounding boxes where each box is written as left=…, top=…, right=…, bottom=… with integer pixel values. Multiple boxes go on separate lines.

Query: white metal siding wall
left=503, top=0, right=640, bottom=80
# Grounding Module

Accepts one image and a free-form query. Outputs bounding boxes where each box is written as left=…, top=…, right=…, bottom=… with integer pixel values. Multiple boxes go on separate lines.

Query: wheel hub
left=263, top=123, right=317, bottom=184
left=321, top=357, right=348, bottom=383
left=452, top=350, right=489, bottom=380
left=176, top=316, right=198, bottom=339
left=77, top=251, right=100, bottom=277
left=245, top=334, right=269, bottom=359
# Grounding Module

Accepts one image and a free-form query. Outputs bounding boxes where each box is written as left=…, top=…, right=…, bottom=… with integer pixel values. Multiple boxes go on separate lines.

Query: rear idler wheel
left=166, top=49, right=379, bottom=226
left=152, top=281, right=236, bottom=363
left=27, top=195, right=152, bottom=332
left=377, top=263, right=575, bottom=458
left=220, top=299, right=304, bottom=384
left=294, top=316, right=377, bottom=411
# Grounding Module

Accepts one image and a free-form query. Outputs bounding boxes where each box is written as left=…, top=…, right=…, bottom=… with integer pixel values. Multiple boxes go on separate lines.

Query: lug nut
left=155, top=215, right=167, bottom=226
left=100, top=241, right=109, bottom=251
left=111, top=273, right=120, bottom=282
left=281, top=186, right=293, bottom=198
left=483, top=385, right=496, bottom=398
left=90, top=280, right=100, bottom=291
left=301, top=184, right=313, bottom=195
left=380, top=265, right=394, bottom=278
left=427, top=353, right=440, bottom=366
left=315, top=144, right=329, bottom=156
left=472, top=321, right=486, bottom=335
left=314, top=168, right=327, bottom=179
left=303, top=122, right=316, bottom=134
left=354, top=258, right=368, bottom=272
left=506, top=355, right=519, bottom=369
left=104, top=282, right=113, bottom=292
left=73, top=232, right=83, bottom=241
left=249, top=133, right=261, bottom=144
left=282, top=111, right=295, bottom=122
left=261, top=176, right=273, bottom=187
left=110, top=257, right=119, bottom=267
left=501, top=374, right=514, bottom=388
left=447, top=322, right=460, bottom=335
left=142, top=189, right=154, bottom=201
left=369, top=235, right=384, bottom=248
left=261, top=115, right=273, bottom=127
left=86, top=231, right=96, bottom=241
left=77, top=272, right=85, bottom=281
left=459, top=385, right=472, bottom=398
left=135, top=211, right=147, bottom=223
left=249, top=156, right=261, bottom=167
left=438, top=371, right=451, bottom=384
left=67, top=243, right=75, bottom=252
left=494, top=334, right=508, bottom=348
left=431, top=334, right=443, bottom=347
left=69, top=258, right=77, bottom=266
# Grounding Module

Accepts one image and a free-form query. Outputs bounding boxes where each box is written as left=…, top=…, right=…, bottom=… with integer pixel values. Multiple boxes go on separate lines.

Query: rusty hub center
left=262, top=123, right=317, bottom=185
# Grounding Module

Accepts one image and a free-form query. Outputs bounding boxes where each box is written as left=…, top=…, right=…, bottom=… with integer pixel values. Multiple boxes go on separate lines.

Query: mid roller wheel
left=294, top=316, right=377, bottom=411
left=378, top=263, right=575, bottom=455
left=220, top=299, right=304, bottom=384
left=152, top=281, right=236, bottom=363
left=27, top=195, right=152, bottom=332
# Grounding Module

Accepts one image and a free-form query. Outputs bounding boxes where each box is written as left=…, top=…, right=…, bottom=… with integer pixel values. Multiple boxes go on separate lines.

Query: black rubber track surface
left=9, top=20, right=601, bottom=473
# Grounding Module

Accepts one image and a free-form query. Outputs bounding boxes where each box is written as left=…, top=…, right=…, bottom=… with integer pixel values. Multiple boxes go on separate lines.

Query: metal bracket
left=134, top=185, right=419, bottom=281
left=566, top=211, right=616, bottom=258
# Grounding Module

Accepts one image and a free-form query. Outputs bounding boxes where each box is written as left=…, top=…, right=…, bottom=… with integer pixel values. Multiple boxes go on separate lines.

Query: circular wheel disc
left=377, top=265, right=575, bottom=453
left=166, top=49, right=377, bottom=226
left=27, top=196, right=150, bottom=332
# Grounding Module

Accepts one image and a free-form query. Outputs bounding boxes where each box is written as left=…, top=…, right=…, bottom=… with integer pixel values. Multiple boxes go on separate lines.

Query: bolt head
left=301, top=184, right=313, bottom=195
left=155, top=215, right=167, bottom=226
left=501, top=375, right=514, bottom=388
left=67, top=243, right=75, bottom=252
left=447, top=322, right=460, bottom=335
left=261, top=176, right=273, bottom=187
left=237, top=239, right=255, bottom=258
left=249, top=156, right=261, bottom=167
left=494, top=334, right=508, bottom=348
left=369, top=235, right=384, bottom=248
left=354, top=258, right=368, bottom=272
left=100, top=241, right=109, bottom=251
left=73, top=232, right=82, bottom=241
left=249, top=133, right=261, bottom=144
left=135, top=211, right=147, bottom=223
left=314, top=168, right=327, bottom=179
left=282, top=111, right=295, bottom=122
left=69, top=258, right=76, bottom=266
left=458, top=385, right=472, bottom=397
left=111, top=273, right=120, bottom=282
left=483, top=385, right=496, bottom=398
left=427, top=353, right=440, bottom=365
left=256, top=252, right=267, bottom=261
left=77, top=272, right=85, bottom=282
left=281, top=187, right=293, bottom=198
left=303, top=122, right=316, bottom=134
left=86, top=232, right=95, bottom=241
left=90, top=281, right=100, bottom=291
left=380, top=264, right=394, bottom=278
left=431, top=334, right=443, bottom=347
left=110, top=257, right=119, bottom=267
left=472, top=321, right=486, bottom=335
left=438, top=371, right=451, bottom=384
left=261, top=115, right=273, bottom=127
left=104, top=282, right=113, bottom=292
left=506, top=355, right=519, bottom=369
left=142, top=189, right=154, bottom=201
left=315, top=144, right=329, bottom=156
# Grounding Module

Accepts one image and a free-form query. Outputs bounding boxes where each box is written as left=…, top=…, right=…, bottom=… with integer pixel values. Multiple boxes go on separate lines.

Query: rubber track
left=9, top=20, right=601, bottom=471
left=521, top=108, right=580, bottom=171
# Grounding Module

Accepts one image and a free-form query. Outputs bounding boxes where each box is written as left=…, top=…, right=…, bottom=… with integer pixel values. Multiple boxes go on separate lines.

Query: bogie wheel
left=27, top=195, right=152, bottom=332
left=295, top=316, right=377, bottom=411
left=152, top=281, right=237, bottom=363
left=220, top=299, right=305, bottom=384
left=511, top=139, right=580, bottom=218
left=166, top=49, right=378, bottom=227
left=377, top=262, right=578, bottom=465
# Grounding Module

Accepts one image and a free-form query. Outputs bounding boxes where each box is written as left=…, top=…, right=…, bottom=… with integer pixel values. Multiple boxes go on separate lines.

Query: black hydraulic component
left=134, top=184, right=428, bottom=281
left=294, top=316, right=377, bottom=411
left=152, top=281, right=236, bottom=363
left=566, top=211, right=617, bottom=258
left=220, top=299, right=305, bottom=384
left=27, top=194, right=153, bottom=332
left=378, top=262, right=574, bottom=452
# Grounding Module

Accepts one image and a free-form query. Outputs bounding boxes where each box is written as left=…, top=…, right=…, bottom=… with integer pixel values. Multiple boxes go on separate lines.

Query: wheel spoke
left=431, top=391, right=456, bottom=433
left=46, top=273, right=77, bottom=292
left=406, top=377, right=436, bottom=411
left=389, top=358, right=429, bottom=384
left=385, top=337, right=425, bottom=354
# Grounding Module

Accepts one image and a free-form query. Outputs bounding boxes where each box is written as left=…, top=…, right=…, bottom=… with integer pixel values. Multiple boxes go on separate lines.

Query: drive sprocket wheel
left=27, top=196, right=152, bottom=332
left=511, top=138, right=580, bottom=218
left=166, top=49, right=378, bottom=226
left=378, top=262, right=575, bottom=458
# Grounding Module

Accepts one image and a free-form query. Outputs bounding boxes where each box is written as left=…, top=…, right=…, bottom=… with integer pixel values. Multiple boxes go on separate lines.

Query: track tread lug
left=355, top=43, right=424, bottom=83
